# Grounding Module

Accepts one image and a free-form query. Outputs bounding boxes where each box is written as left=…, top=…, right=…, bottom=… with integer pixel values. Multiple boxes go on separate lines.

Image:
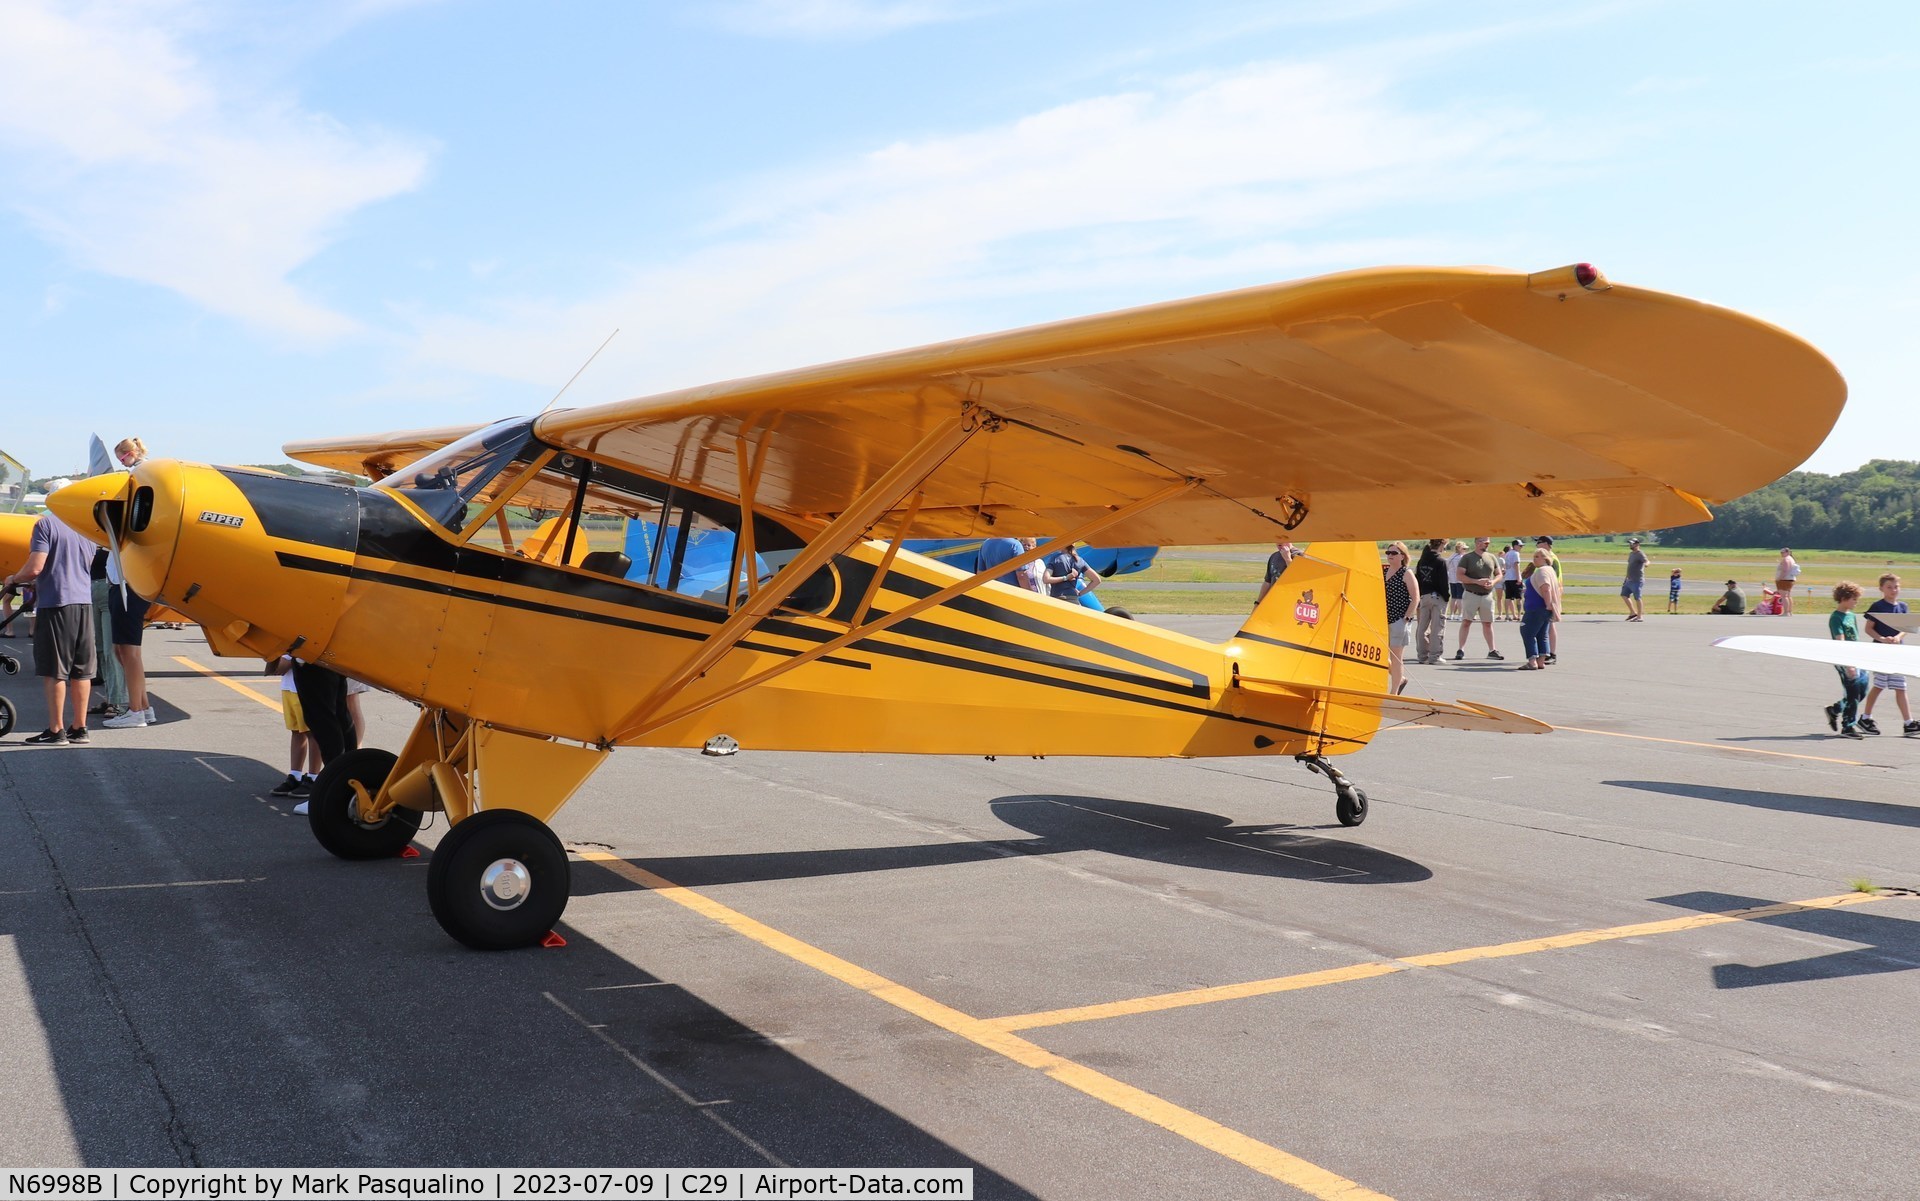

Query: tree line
left=1657, top=460, right=1920, bottom=551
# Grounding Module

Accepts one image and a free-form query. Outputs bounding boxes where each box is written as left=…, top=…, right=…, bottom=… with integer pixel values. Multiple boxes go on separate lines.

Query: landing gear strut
left=1296, top=753, right=1369, bottom=827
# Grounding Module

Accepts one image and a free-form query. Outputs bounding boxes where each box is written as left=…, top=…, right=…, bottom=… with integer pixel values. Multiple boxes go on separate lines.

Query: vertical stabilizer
left=1232, top=541, right=1392, bottom=696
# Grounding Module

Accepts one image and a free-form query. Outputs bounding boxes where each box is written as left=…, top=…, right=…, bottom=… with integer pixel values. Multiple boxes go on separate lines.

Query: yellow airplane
left=51, top=264, right=1844, bottom=950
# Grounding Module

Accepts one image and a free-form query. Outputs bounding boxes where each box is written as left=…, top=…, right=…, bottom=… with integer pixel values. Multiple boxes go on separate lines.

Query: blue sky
left=0, top=0, right=1913, bottom=481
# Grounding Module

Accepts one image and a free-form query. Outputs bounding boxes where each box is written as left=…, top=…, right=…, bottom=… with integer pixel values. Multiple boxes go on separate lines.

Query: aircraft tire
left=307, top=748, right=419, bottom=860
left=0, top=695, right=14, bottom=737
left=427, top=810, right=570, bottom=951
left=1335, top=786, right=1368, bottom=827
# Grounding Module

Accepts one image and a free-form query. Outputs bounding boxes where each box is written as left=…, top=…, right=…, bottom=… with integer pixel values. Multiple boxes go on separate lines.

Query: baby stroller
left=1752, top=588, right=1785, bottom=616
left=0, top=586, right=22, bottom=737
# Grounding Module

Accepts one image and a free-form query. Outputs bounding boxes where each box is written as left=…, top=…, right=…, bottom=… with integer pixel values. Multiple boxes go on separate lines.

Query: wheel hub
left=480, top=858, right=532, bottom=910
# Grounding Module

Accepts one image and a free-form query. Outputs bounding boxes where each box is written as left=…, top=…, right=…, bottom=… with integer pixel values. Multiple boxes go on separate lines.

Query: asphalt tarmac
left=1, top=615, right=1915, bottom=1199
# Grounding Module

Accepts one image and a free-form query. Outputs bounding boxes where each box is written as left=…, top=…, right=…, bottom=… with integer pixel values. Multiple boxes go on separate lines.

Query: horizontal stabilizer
left=1714, top=634, right=1920, bottom=676
left=1238, top=677, right=1551, bottom=734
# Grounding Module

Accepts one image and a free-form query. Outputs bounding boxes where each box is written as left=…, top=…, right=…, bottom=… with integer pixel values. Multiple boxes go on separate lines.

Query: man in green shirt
left=1451, top=535, right=1504, bottom=660
left=1825, top=581, right=1868, bottom=738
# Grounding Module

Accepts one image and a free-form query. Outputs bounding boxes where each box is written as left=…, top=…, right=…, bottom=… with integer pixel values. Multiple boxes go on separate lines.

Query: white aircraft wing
left=1860, top=611, right=1920, bottom=634
left=1713, top=634, right=1920, bottom=675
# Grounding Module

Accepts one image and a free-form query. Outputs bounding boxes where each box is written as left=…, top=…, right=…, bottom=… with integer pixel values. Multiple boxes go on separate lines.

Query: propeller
left=86, top=434, right=133, bottom=601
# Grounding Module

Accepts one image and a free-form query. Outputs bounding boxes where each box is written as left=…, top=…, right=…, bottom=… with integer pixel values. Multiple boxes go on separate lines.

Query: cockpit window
left=385, top=420, right=538, bottom=533
left=482, top=449, right=838, bottom=614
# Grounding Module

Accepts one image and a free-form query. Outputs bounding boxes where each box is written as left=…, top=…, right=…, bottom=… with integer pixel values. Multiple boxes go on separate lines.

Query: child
left=1667, top=568, right=1682, bottom=614
left=267, top=655, right=322, bottom=805
left=1825, top=582, right=1868, bottom=739
left=1859, top=573, right=1918, bottom=736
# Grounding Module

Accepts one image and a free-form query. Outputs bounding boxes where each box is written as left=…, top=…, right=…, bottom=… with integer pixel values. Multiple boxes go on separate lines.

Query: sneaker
left=1487, top=650, right=1504, bottom=660
left=289, top=778, right=312, bottom=798
left=1905, top=721, right=1920, bottom=737
left=291, top=800, right=310, bottom=815
left=24, top=728, right=67, bottom=745
left=1825, top=703, right=1841, bottom=732
left=141, top=708, right=157, bottom=725
left=269, top=774, right=302, bottom=796
left=1858, top=716, right=1881, bottom=736
left=1544, top=653, right=1557, bottom=665
left=65, top=726, right=90, bottom=744
left=1452, top=650, right=1465, bottom=661
left=1840, top=725, right=1865, bottom=740
left=102, top=710, right=148, bottom=729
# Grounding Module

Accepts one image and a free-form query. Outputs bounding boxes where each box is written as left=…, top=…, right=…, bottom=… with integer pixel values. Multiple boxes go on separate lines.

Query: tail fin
left=1234, top=541, right=1392, bottom=695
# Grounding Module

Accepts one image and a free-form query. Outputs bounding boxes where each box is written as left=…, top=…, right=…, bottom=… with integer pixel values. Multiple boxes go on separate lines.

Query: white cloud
left=705, top=0, right=984, bottom=40
left=0, top=0, right=431, bottom=340
left=403, top=55, right=1562, bottom=407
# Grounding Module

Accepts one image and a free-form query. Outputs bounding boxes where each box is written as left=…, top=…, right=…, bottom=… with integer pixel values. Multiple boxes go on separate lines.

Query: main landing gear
left=305, top=708, right=606, bottom=950
left=1296, top=753, right=1369, bottom=827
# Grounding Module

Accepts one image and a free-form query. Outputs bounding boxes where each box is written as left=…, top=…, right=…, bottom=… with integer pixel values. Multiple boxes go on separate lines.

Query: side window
left=490, top=453, right=837, bottom=614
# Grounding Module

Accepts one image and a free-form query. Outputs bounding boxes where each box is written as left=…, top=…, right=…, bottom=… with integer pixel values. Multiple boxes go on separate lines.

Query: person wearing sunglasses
left=1381, top=542, right=1417, bottom=694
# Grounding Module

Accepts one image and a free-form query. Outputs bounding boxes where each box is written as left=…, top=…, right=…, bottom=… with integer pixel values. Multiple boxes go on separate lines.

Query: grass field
left=1098, top=543, right=1919, bottom=617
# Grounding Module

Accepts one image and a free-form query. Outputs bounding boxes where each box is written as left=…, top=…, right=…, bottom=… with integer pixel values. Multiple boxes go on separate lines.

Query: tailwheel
left=427, top=809, right=570, bottom=951
left=307, top=748, right=420, bottom=860
left=1335, top=785, right=1369, bottom=827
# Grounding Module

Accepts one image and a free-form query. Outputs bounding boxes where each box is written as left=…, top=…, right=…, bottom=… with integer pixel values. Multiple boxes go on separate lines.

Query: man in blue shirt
left=3, top=514, right=98, bottom=743
left=1859, top=573, right=1916, bottom=736
left=973, top=536, right=1026, bottom=587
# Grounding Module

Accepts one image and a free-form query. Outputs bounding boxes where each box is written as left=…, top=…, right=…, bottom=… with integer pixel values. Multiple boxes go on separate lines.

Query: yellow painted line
left=990, top=891, right=1901, bottom=1032
left=1552, top=724, right=1870, bottom=766
left=578, top=851, right=1393, bottom=1201
left=172, top=655, right=280, bottom=711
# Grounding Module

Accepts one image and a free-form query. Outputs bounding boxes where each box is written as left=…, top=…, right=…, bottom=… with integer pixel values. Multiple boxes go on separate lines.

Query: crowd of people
left=974, top=536, right=1133, bottom=619
left=0, top=437, right=365, bottom=815
left=2, top=437, right=156, bottom=745
left=1370, top=535, right=1569, bottom=690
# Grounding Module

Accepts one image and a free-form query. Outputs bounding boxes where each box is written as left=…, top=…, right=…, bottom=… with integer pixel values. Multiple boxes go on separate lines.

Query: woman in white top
left=1776, top=548, right=1801, bottom=616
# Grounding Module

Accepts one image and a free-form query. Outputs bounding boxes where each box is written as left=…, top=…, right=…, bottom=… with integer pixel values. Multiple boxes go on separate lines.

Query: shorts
left=32, top=604, right=96, bottom=680
left=345, top=676, right=372, bottom=696
left=282, top=691, right=309, bottom=733
left=109, top=588, right=151, bottom=645
left=1448, top=583, right=1464, bottom=600
left=1387, top=617, right=1410, bottom=649
left=1871, top=672, right=1907, bottom=692
left=1775, top=579, right=1795, bottom=593
left=1459, top=591, right=1494, bottom=622
left=1504, top=581, right=1523, bottom=601
left=1620, top=580, right=1643, bottom=599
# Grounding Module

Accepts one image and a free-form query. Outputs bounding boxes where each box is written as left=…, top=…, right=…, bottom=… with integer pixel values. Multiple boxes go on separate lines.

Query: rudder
left=1233, top=542, right=1392, bottom=695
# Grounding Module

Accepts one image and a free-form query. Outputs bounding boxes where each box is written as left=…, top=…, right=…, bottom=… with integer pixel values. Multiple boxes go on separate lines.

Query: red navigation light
left=1574, top=263, right=1599, bottom=288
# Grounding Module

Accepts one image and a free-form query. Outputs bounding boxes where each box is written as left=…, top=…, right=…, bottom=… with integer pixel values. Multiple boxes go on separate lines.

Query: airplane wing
left=1713, top=634, right=1920, bottom=675
left=286, top=423, right=489, bottom=481
left=290, top=264, right=1845, bottom=544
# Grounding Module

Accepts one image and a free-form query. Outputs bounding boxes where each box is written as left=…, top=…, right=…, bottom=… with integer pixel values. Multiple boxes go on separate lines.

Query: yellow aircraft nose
left=47, top=472, right=132, bottom=540
left=50, top=461, right=186, bottom=602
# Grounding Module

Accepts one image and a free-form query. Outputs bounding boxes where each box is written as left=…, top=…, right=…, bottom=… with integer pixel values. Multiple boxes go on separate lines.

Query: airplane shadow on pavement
left=574, top=794, right=1430, bottom=896
left=1651, top=890, right=1920, bottom=990
left=0, top=743, right=1039, bottom=1190
left=1604, top=778, right=1920, bottom=829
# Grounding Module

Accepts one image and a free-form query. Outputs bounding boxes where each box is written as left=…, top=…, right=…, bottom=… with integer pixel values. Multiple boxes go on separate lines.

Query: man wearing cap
left=1451, top=535, right=1504, bottom=661
left=1621, top=536, right=1650, bottom=622
left=1710, top=580, right=1747, bottom=615
left=1534, top=536, right=1562, bottom=662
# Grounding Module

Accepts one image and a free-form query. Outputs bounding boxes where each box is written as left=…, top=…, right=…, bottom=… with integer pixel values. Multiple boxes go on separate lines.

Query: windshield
left=384, top=419, right=537, bottom=532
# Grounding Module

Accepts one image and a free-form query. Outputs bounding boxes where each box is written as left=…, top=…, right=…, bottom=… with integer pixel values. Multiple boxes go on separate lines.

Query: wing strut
left=607, top=475, right=1199, bottom=744
left=613, top=405, right=989, bottom=737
